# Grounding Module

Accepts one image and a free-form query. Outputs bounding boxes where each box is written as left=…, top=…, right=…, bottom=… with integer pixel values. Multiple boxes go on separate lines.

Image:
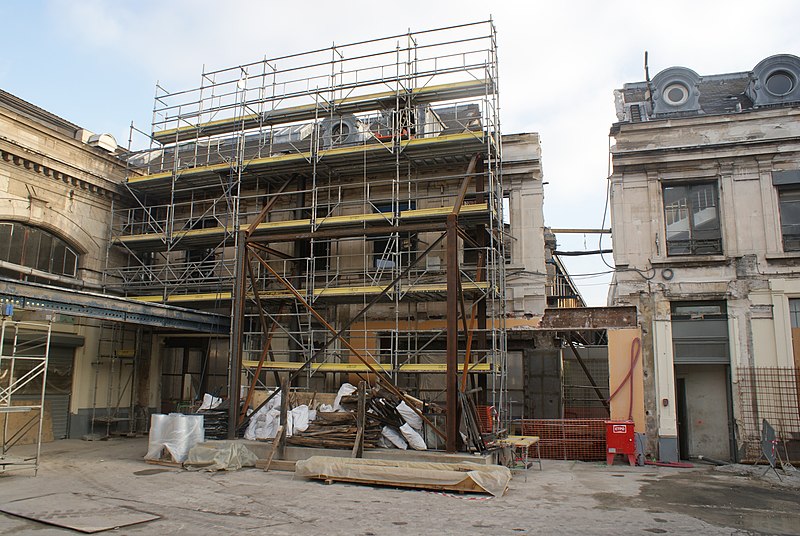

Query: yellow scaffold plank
left=115, top=225, right=234, bottom=245
left=153, top=80, right=491, bottom=142
left=127, top=132, right=481, bottom=185
left=132, top=292, right=232, bottom=303
left=129, top=281, right=490, bottom=304
left=241, top=361, right=492, bottom=373
left=116, top=203, right=492, bottom=245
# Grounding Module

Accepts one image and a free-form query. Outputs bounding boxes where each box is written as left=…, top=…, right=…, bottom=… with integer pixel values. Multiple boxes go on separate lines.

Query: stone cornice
left=0, top=145, right=125, bottom=201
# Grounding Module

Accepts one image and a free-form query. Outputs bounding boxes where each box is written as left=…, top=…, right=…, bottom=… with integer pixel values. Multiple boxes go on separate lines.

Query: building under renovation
left=3, top=21, right=606, bottom=460
left=609, top=54, right=800, bottom=463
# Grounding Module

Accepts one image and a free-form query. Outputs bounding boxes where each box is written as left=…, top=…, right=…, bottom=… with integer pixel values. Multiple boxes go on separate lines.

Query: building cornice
left=0, top=144, right=125, bottom=201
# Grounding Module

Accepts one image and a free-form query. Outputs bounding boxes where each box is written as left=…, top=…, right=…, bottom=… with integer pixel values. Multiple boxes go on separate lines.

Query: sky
left=2, top=0, right=799, bottom=305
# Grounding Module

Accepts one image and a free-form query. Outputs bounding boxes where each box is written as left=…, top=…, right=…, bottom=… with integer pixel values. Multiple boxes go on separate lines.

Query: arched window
left=0, top=222, right=79, bottom=279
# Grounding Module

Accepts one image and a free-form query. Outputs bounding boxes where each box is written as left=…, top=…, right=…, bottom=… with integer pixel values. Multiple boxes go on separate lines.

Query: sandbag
left=396, top=401, right=422, bottom=430
left=381, top=426, right=408, bottom=449
left=400, top=423, right=427, bottom=450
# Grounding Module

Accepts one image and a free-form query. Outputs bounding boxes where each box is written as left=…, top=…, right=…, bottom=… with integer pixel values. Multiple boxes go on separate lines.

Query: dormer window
left=749, top=55, right=800, bottom=106
left=765, top=70, right=796, bottom=96
left=663, top=83, right=690, bottom=106
left=651, top=67, right=702, bottom=114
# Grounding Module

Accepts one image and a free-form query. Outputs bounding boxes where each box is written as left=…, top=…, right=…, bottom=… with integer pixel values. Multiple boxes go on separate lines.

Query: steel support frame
left=236, top=231, right=448, bottom=425
left=230, top=151, right=495, bottom=452
left=0, top=277, right=228, bottom=334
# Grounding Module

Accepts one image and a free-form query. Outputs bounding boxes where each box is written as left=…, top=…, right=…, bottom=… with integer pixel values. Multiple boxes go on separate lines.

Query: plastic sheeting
left=295, top=456, right=511, bottom=497
left=198, top=393, right=223, bottom=410
left=244, top=403, right=311, bottom=440
left=400, top=423, right=427, bottom=450
left=381, top=426, right=408, bottom=449
left=185, top=443, right=259, bottom=471
left=145, top=413, right=204, bottom=463
left=332, top=383, right=356, bottom=411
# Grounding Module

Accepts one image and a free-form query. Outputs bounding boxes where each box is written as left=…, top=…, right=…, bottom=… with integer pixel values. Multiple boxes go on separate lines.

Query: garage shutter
left=672, top=303, right=730, bottom=365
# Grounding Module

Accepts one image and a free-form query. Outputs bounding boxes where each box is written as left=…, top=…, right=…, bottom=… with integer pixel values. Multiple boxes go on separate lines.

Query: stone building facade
left=609, top=55, right=800, bottom=462
left=0, top=90, right=164, bottom=439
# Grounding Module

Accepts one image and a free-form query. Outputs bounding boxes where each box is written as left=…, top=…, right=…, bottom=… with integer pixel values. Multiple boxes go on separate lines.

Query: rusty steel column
left=446, top=213, right=460, bottom=453
left=227, top=232, right=247, bottom=438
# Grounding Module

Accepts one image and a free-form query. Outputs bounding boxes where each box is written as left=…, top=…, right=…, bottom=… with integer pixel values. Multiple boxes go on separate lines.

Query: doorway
left=675, top=364, right=732, bottom=460
left=671, top=301, right=735, bottom=461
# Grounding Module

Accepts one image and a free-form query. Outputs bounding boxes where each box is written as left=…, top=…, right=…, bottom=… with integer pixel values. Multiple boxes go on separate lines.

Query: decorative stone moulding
left=0, top=148, right=120, bottom=200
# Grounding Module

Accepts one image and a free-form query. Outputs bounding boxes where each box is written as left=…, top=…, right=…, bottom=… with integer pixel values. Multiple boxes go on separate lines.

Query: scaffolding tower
left=90, top=322, right=145, bottom=437
left=109, top=20, right=506, bottom=451
left=0, top=318, right=51, bottom=475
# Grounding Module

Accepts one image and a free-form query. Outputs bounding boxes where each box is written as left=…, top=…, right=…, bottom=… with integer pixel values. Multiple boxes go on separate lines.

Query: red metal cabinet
left=605, top=420, right=636, bottom=466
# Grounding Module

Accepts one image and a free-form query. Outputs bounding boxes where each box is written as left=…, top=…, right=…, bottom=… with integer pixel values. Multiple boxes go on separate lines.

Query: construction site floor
left=1, top=438, right=800, bottom=535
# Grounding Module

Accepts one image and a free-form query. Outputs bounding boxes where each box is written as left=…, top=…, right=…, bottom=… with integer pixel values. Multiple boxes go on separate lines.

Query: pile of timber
left=286, top=411, right=381, bottom=449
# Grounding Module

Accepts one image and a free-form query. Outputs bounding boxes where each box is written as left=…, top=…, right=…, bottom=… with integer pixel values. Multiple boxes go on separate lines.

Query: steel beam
left=250, top=249, right=447, bottom=441
left=250, top=222, right=446, bottom=243
left=227, top=233, right=248, bottom=438
left=538, top=306, right=638, bottom=330
left=446, top=213, right=460, bottom=452
left=239, top=232, right=449, bottom=431
left=246, top=175, right=295, bottom=237
left=0, top=277, right=228, bottom=333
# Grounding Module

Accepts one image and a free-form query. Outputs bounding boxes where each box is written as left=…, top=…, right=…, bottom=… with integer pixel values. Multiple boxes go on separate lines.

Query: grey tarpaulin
left=184, top=443, right=259, bottom=471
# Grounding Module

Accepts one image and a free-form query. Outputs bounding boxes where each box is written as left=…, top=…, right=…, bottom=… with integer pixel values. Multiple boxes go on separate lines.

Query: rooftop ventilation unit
left=87, top=133, right=118, bottom=153
left=319, top=115, right=365, bottom=148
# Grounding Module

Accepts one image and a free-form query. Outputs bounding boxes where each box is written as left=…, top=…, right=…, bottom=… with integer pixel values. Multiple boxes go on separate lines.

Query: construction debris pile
left=243, top=383, right=444, bottom=452
left=287, top=411, right=380, bottom=450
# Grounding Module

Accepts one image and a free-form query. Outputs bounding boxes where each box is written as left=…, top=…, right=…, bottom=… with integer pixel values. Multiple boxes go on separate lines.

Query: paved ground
left=1, top=438, right=799, bottom=535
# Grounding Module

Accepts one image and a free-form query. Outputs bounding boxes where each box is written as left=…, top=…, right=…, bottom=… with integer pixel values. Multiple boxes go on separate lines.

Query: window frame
left=777, top=187, right=800, bottom=252
left=789, top=298, right=800, bottom=329
left=662, top=181, right=723, bottom=256
left=0, top=221, right=79, bottom=279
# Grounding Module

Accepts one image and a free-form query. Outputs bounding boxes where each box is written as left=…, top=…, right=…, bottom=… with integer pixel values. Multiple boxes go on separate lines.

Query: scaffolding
left=0, top=318, right=51, bottom=475
left=90, top=322, right=145, bottom=438
left=109, top=20, right=505, bottom=451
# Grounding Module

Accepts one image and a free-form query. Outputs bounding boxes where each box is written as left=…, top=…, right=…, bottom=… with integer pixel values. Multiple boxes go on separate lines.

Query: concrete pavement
left=1, top=438, right=798, bottom=535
